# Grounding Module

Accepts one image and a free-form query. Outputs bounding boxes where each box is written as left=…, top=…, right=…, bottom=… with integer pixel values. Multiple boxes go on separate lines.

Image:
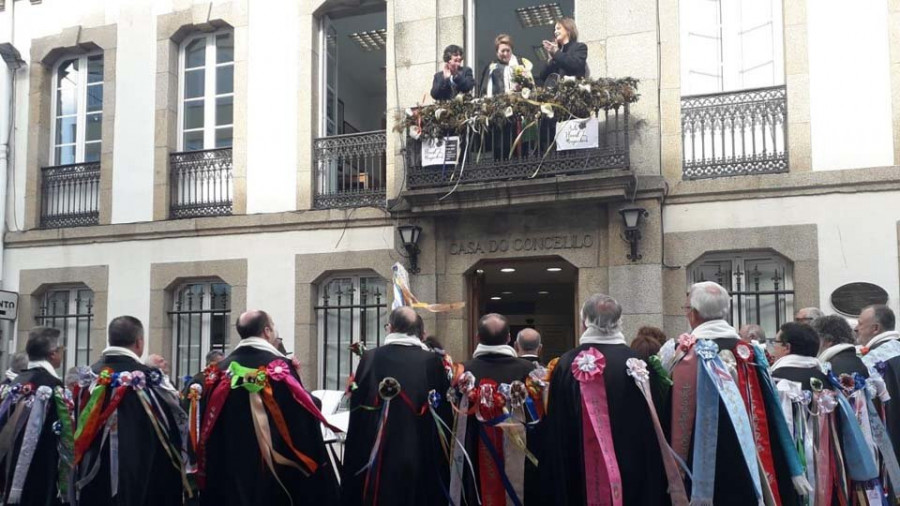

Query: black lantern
left=397, top=224, right=423, bottom=274
left=618, top=206, right=648, bottom=261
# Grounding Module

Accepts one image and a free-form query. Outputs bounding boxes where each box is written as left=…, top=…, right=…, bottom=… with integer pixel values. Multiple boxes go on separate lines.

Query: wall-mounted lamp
left=397, top=224, right=422, bottom=274
left=619, top=206, right=649, bottom=262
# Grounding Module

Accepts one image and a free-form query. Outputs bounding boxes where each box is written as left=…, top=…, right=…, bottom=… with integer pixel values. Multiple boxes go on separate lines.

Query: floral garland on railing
left=394, top=77, right=640, bottom=141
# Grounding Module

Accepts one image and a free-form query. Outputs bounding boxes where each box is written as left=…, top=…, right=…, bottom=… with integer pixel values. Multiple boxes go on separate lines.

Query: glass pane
left=183, top=100, right=204, bottom=130
left=55, top=116, right=77, bottom=145
left=87, top=55, right=104, bottom=84
left=57, top=87, right=77, bottom=116
left=183, top=130, right=204, bottom=151
left=184, top=69, right=205, bottom=99
left=84, top=142, right=101, bottom=163
left=86, top=84, right=103, bottom=112
left=214, top=127, right=232, bottom=148
left=210, top=283, right=231, bottom=309
left=216, top=33, right=234, bottom=63
left=57, top=59, right=79, bottom=89
left=360, top=277, right=388, bottom=347
left=216, top=96, right=232, bottom=126
left=86, top=113, right=102, bottom=141
left=55, top=145, right=76, bottom=165
left=185, top=37, right=207, bottom=69
left=216, top=64, right=233, bottom=95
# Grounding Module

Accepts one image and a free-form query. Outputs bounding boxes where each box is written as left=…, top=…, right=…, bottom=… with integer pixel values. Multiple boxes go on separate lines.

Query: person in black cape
left=456, top=313, right=536, bottom=505
left=341, top=306, right=451, bottom=506
left=0, top=327, right=65, bottom=506
left=813, top=314, right=868, bottom=378
left=541, top=295, right=669, bottom=505
left=201, top=310, right=338, bottom=506
left=538, top=18, right=588, bottom=83
left=857, top=305, right=900, bottom=461
left=76, top=316, right=186, bottom=506
left=431, top=44, right=475, bottom=101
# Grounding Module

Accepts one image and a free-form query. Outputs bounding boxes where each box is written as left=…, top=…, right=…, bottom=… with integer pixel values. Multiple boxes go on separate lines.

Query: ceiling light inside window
left=491, top=296, right=502, bottom=300
left=501, top=291, right=513, bottom=295
left=349, top=29, right=387, bottom=51
left=538, top=291, right=550, bottom=295
left=516, top=3, right=564, bottom=29
left=546, top=267, right=562, bottom=272
left=500, top=268, right=516, bottom=273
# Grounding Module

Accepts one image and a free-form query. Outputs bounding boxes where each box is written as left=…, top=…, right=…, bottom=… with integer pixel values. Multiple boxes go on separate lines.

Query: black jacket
left=431, top=66, right=475, bottom=100
left=824, top=346, right=869, bottom=378
left=539, top=41, right=588, bottom=82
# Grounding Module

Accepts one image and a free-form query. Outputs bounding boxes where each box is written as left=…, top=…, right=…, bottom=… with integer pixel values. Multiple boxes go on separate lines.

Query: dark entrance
left=467, top=257, right=577, bottom=361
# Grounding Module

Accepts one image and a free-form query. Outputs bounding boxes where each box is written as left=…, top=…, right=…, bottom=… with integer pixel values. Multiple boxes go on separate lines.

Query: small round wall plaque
left=830, top=282, right=889, bottom=317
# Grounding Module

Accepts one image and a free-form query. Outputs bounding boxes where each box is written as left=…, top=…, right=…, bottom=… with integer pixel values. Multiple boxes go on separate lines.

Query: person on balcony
left=539, top=18, right=589, bottom=83
left=431, top=44, right=475, bottom=101
left=480, top=34, right=530, bottom=97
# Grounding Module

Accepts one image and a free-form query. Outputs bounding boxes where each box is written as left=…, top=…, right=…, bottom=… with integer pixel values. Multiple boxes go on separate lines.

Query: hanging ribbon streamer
left=864, top=390, right=900, bottom=501
left=7, top=386, right=52, bottom=503
left=625, top=358, right=688, bottom=506
left=267, top=359, right=342, bottom=434
left=109, top=411, right=119, bottom=498
left=187, top=383, right=202, bottom=459
left=359, top=376, right=403, bottom=506
left=260, top=382, right=316, bottom=474
left=670, top=335, right=698, bottom=468
left=248, top=392, right=296, bottom=506
left=197, top=372, right=232, bottom=489
left=814, top=386, right=837, bottom=506
left=392, top=262, right=465, bottom=312
left=571, top=347, right=622, bottom=506
left=449, top=371, right=478, bottom=506
left=53, top=387, right=75, bottom=500
left=74, top=369, right=114, bottom=465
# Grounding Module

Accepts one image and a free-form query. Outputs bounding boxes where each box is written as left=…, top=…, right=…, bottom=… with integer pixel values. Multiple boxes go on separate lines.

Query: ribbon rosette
left=147, top=369, right=164, bottom=387
left=130, top=371, right=146, bottom=390
left=677, top=333, right=696, bottom=351
left=96, top=369, right=113, bottom=387
left=188, top=383, right=203, bottom=401
left=19, top=383, right=34, bottom=397
left=378, top=377, right=401, bottom=401
left=203, top=363, right=219, bottom=389
left=456, top=371, right=476, bottom=395
left=694, top=339, right=719, bottom=360
left=733, top=342, right=753, bottom=362
left=348, top=341, right=368, bottom=358
left=817, top=390, right=838, bottom=414
left=428, top=389, right=441, bottom=410
left=876, top=360, right=888, bottom=375
left=625, top=358, right=649, bottom=382
left=36, top=385, right=52, bottom=401
left=117, top=371, right=133, bottom=388
left=473, top=379, right=505, bottom=421
left=266, top=360, right=291, bottom=382
left=572, top=347, right=606, bottom=381
left=76, top=366, right=97, bottom=388
left=509, top=381, right=527, bottom=409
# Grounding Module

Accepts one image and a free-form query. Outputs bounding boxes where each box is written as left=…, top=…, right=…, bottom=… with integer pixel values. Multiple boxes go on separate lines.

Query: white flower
left=504, top=106, right=514, bottom=118
left=563, top=75, right=576, bottom=82
left=578, top=83, right=591, bottom=93
left=434, top=108, right=447, bottom=120
left=521, top=87, right=532, bottom=100
left=409, top=125, right=421, bottom=140
left=575, top=353, right=597, bottom=373
left=405, top=108, right=414, bottom=117
left=454, top=93, right=465, bottom=102
left=540, top=103, right=554, bottom=118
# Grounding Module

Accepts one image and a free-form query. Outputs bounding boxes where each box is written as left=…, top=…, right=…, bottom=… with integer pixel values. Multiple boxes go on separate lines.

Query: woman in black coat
left=539, top=17, right=589, bottom=82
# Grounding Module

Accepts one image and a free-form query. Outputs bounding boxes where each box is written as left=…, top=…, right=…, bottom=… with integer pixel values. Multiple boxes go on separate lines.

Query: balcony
left=40, top=161, right=101, bottom=229
left=313, top=131, right=387, bottom=209
left=681, top=85, right=788, bottom=180
left=169, top=148, right=233, bottom=219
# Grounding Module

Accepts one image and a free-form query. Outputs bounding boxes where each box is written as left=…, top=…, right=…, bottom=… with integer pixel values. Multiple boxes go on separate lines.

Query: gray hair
left=515, top=328, right=541, bottom=352
left=811, top=314, right=855, bottom=345
left=9, top=352, right=28, bottom=373
left=742, top=324, right=767, bottom=344
left=865, top=304, right=896, bottom=332
left=25, top=326, right=61, bottom=362
left=581, top=294, right=623, bottom=335
left=688, top=281, right=731, bottom=321
left=796, top=307, right=824, bottom=321
left=205, top=349, right=225, bottom=365
left=64, top=366, right=80, bottom=387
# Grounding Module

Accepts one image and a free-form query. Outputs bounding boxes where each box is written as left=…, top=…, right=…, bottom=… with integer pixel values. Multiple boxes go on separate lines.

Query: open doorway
left=467, top=257, right=577, bottom=361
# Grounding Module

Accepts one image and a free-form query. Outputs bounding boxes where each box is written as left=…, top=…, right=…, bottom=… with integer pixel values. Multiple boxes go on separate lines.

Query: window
left=316, top=274, right=388, bottom=390
left=680, top=0, right=784, bottom=95
left=179, top=31, right=234, bottom=151
left=688, top=252, right=794, bottom=338
left=169, top=281, right=231, bottom=382
left=51, top=54, right=103, bottom=165
left=35, top=286, right=94, bottom=372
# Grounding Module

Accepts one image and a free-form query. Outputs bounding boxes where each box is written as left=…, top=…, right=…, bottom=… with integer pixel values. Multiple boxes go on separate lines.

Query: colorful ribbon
left=670, top=335, right=698, bottom=467
left=53, top=387, right=75, bottom=500
left=7, top=386, right=52, bottom=503
left=267, top=359, right=343, bottom=433
left=572, top=347, right=622, bottom=506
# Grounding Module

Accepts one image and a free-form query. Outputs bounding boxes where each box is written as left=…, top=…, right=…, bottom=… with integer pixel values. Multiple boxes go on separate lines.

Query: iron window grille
left=689, top=252, right=794, bottom=339
left=36, top=287, right=94, bottom=373
left=169, top=282, right=231, bottom=384
left=316, top=275, right=388, bottom=390
left=313, top=131, right=387, bottom=209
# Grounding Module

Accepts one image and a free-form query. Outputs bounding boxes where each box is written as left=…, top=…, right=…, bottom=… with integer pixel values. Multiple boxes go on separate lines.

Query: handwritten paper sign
left=422, top=136, right=460, bottom=167
left=556, top=118, right=599, bottom=151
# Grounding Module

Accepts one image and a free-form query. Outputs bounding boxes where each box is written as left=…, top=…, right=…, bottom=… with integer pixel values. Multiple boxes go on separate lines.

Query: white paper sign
left=556, top=118, right=599, bottom=151
left=0, top=291, right=18, bottom=321
left=421, top=136, right=460, bottom=167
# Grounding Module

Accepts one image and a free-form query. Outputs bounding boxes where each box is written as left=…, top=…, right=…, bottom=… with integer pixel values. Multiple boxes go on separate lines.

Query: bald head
left=478, top=313, right=510, bottom=346
left=388, top=306, right=418, bottom=336
left=515, top=328, right=542, bottom=356
left=236, top=310, right=274, bottom=342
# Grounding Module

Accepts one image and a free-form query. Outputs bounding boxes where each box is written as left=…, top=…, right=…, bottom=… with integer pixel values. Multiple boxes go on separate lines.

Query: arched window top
left=50, top=52, right=104, bottom=165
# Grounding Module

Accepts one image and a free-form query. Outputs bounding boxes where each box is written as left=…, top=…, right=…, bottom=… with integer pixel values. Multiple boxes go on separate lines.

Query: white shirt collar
left=234, top=336, right=286, bottom=357
left=818, top=343, right=857, bottom=364
left=691, top=319, right=741, bottom=340
left=579, top=326, right=627, bottom=346
left=520, top=354, right=540, bottom=359
left=101, top=346, right=143, bottom=363
left=473, top=343, right=518, bottom=358
left=770, top=354, right=823, bottom=373
left=383, top=333, right=430, bottom=351
left=26, top=360, right=59, bottom=379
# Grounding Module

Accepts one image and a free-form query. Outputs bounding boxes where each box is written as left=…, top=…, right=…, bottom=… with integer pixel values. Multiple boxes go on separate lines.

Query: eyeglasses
left=772, top=340, right=786, bottom=346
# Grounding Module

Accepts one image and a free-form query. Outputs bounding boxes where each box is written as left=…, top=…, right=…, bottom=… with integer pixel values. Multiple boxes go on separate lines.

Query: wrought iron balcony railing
left=681, top=85, right=788, bottom=180
left=40, top=161, right=101, bottom=229
left=404, top=106, right=630, bottom=189
left=170, top=147, right=233, bottom=219
left=313, top=131, right=387, bottom=209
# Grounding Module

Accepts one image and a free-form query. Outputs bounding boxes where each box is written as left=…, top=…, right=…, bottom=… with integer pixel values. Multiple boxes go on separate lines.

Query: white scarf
left=234, top=336, right=286, bottom=357
left=383, top=332, right=430, bottom=351
left=473, top=343, right=518, bottom=359
left=818, top=343, right=857, bottom=364
left=485, top=54, right=520, bottom=97
left=27, top=360, right=60, bottom=379
left=691, top=319, right=741, bottom=341
left=770, top=354, right=823, bottom=373
left=579, top=326, right=627, bottom=346
left=101, top=346, right=143, bottom=363
left=866, top=330, right=900, bottom=351
left=4, top=369, right=15, bottom=381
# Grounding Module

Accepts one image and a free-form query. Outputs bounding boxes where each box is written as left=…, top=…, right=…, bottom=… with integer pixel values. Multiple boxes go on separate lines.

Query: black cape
left=865, top=337, right=900, bottom=465
left=201, top=346, right=339, bottom=506
left=459, top=353, right=536, bottom=505
left=76, top=355, right=185, bottom=506
left=825, top=347, right=869, bottom=378
left=541, top=343, right=669, bottom=506
left=0, top=366, right=64, bottom=506
left=341, top=344, right=451, bottom=506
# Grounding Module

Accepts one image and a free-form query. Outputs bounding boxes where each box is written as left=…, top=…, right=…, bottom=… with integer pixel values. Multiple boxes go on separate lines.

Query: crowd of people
left=1, top=280, right=900, bottom=505
left=430, top=18, right=588, bottom=101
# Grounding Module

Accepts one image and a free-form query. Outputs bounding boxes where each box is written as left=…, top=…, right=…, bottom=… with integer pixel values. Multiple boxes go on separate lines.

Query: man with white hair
left=794, top=307, right=824, bottom=324
left=858, top=305, right=900, bottom=469
left=541, top=294, right=678, bottom=505
left=668, top=281, right=810, bottom=505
